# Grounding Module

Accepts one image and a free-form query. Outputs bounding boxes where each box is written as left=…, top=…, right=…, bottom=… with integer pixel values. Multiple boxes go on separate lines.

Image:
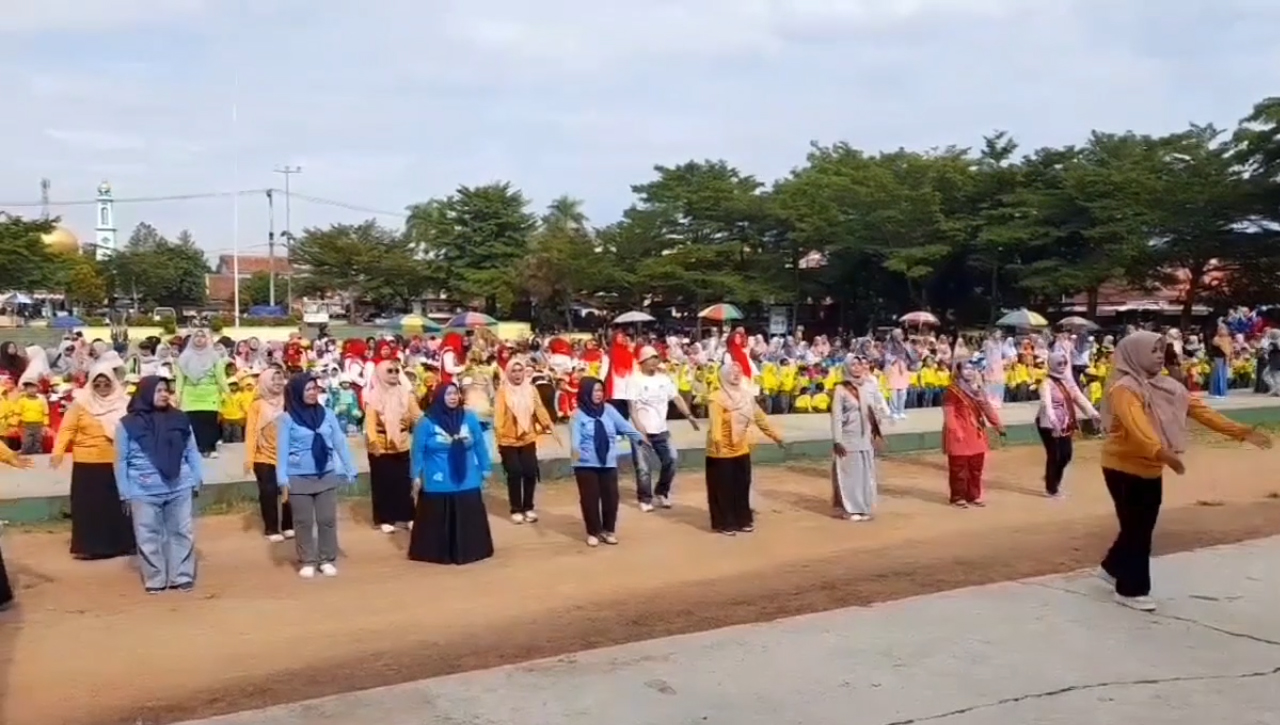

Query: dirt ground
left=2, top=441, right=1279, bottom=725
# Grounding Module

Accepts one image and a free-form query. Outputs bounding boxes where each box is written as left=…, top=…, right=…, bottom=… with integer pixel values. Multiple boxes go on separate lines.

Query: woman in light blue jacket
left=276, top=373, right=357, bottom=579
left=408, top=383, right=494, bottom=565
left=569, top=377, right=648, bottom=547
left=114, top=376, right=204, bottom=594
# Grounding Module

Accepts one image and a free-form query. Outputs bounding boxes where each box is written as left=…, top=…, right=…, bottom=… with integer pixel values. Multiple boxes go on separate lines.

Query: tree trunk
left=1086, top=286, right=1099, bottom=320
left=1180, top=265, right=1204, bottom=331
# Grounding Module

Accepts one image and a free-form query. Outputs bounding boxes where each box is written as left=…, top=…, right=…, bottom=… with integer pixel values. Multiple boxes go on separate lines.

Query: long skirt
left=408, top=489, right=494, bottom=565
left=0, top=542, right=12, bottom=609
left=188, top=411, right=220, bottom=454
left=70, top=462, right=136, bottom=560
left=369, top=451, right=414, bottom=525
left=832, top=449, right=876, bottom=516
left=705, top=454, right=753, bottom=532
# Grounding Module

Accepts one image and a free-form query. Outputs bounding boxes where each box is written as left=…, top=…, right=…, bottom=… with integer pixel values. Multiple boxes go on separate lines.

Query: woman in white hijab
left=830, top=355, right=888, bottom=521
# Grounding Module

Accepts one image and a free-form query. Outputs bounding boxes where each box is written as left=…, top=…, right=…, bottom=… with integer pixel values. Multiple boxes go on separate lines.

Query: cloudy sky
left=1, top=0, right=1275, bottom=261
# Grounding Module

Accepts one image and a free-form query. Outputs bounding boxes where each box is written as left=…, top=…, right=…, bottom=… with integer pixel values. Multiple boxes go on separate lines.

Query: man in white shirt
left=630, top=346, right=698, bottom=512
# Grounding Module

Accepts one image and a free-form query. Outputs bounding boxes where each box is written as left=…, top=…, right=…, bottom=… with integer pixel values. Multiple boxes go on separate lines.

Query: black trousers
left=705, top=454, right=753, bottom=532
left=499, top=443, right=540, bottom=514
left=574, top=467, right=620, bottom=537
left=1100, top=468, right=1163, bottom=597
left=188, top=411, right=220, bottom=454
left=1037, top=427, right=1074, bottom=495
left=253, top=462, right=294, bottom=535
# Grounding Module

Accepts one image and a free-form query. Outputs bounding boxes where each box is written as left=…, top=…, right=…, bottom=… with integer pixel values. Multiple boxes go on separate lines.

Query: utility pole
left=266, top=189, right=276, bottom=307
left=274, top=165, right=301, bottom=309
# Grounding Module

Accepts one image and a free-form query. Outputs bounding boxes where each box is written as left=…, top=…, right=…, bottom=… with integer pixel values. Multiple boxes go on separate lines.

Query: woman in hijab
left=1034, top=352, right=1099, bottom=499
left=276, top=373, right=357, bottom=578
left=569, top=377, right=648, bottom=547
left=408, top=383, right=494, bottom=565
left=1207, top=322, right=1232, bottom=399
left=114, top=376, right=203, bottom=594
left=941, top=358, right=1005, bottom=508
left=1097, top=331, right=1270, bottom=612
left=244, top=366, right=293, bottom=542
left=494, top=357, right=554, bottom=525
left=51, top=360, right=135, bottom=560
left=364, top=359, right=421, bottom=534
left=174, top=329, right=229, bottom=458
left=0, top=342, right=25, bottom=381
left=704, top=362, right=784, bottom=535
left=831, top=355, right=889, bottom=521
left=0, top=445, right=35, bottom=609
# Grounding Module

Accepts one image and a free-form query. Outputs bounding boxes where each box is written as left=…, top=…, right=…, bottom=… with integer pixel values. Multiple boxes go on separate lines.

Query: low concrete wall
left=6, top=403, right=1279, bottom=524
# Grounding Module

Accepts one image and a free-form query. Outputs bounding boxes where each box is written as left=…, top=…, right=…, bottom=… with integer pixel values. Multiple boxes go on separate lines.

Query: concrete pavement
left=180, top=536, right=1280, bottom=725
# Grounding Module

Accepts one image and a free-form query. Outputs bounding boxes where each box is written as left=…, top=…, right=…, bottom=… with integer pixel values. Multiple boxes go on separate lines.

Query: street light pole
left=266, top=189, right=276, bottom=307
left=273, top=165, right=301, bottom=310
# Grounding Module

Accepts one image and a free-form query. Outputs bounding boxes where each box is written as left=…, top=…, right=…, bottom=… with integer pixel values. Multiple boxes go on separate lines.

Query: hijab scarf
left=255, top=367, right=287, bottom=432
left=365, top=359, right=413, bottom=447
left=75, top=360, right=129, bottom=439
left=285, top=373, right=331, bottom=473
left=1101, top=331, right=1189, bottom=453
left=18, top=345, right=48, bottom=385
left=500, top=358, right=538, bottom=435
left=121, top=376, right=191, bottom=481
left=426, top=383, right=468, bottom=486
left=1047, top=351, right=1070, bottom=380
left=178, top=330, right=220, bottom=382
left=576, top=377, right=612, bottom=466
left=711, top=362, right=754, bottom=447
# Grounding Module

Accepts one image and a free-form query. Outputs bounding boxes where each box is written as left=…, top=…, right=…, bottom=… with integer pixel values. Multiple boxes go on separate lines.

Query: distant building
left=205, top=255, right=294, bottom=305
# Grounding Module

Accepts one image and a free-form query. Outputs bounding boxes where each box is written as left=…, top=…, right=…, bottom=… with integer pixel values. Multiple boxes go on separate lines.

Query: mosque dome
left=41, top=226, right=81, bottom=255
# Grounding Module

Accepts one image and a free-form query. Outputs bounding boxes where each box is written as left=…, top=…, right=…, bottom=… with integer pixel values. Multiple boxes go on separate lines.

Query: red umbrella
left=899, top=311, right=939, bottom=326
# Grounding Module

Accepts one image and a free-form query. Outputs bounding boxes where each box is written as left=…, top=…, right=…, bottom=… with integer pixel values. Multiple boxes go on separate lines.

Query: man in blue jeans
left=629, top=346, right=700, bottom=511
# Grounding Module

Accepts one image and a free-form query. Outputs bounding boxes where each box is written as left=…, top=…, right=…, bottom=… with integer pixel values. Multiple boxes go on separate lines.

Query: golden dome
left=41, top=226, right=81, bottom=255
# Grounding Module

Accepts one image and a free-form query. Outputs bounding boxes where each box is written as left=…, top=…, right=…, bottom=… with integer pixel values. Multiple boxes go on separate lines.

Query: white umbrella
left=613, top=311, right=655, bottom=324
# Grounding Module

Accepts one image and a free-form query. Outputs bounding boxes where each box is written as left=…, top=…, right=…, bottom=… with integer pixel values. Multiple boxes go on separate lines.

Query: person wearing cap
left=629, top=345, right=698, bottom=512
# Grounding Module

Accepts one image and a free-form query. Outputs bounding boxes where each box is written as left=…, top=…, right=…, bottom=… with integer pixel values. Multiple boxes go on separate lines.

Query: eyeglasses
left=388, top=367, right=402, bottom=375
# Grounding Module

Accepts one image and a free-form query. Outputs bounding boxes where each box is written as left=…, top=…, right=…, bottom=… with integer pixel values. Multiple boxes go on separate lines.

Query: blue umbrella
left=49, top=316, right=84, bottom=329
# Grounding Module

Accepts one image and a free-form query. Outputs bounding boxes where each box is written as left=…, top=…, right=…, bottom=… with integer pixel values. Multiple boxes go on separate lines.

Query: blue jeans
left=130, top=490, right=196, bottom=591
left=634, top=431, right=677, bottom=502
left=1210, top=359, right=1229, bottom=397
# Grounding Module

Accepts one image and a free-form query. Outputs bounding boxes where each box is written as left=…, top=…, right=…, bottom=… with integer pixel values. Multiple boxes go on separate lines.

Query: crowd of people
left=0, top=310, right=1277, bottom=614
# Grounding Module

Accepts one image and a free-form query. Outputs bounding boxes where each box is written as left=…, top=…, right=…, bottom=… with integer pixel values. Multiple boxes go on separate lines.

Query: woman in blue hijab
left=407, top=383, right=494, bottom=565
left=114, top=375, right=203, bottom=594
left=275, top=373, right=357, bottom=579
left=568, top=377, right=647, bottom=547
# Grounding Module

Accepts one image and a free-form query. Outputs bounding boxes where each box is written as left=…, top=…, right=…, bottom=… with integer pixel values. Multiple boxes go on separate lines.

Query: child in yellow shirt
left=811, top=383, right=831, bottom=413
left=218, top=379, right=249, bottom=443
left=793, top=386, right=813, bottom=413
left=16, top=382, right=48, bottom=454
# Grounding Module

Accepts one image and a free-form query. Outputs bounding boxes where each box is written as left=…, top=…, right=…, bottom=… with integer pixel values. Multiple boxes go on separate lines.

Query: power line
left=0, top=189, right=269, bottom=208
left=286, top=192, right=408, bottom=219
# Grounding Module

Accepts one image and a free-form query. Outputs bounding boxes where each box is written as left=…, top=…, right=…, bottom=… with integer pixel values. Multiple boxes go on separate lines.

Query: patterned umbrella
left=392, top=314, right=443, bottom=333
left=697, top=303, right=744, bottom=322
left=996, top=309, right=1049, bottom=328
left=1057, top=315, right=1098, bottom=330
left=899, top=311, right=940, bottom=326
left=613, top=311, right=655, bottom=324
left=446, top=312, right=498, bottom=328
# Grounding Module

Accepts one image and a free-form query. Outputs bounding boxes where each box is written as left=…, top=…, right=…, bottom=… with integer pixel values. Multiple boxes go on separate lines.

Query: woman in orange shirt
left=51, top=360, right=135, bottom=560
left=364, top=360, right=421, bottom=533
left=244, top=366, right=293, bottom=541
left=1098, top=331, right=1271, bottom=612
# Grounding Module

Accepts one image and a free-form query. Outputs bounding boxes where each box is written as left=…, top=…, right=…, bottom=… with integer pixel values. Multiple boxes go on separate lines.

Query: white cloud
left=0, top=0, right=1276, bottom=258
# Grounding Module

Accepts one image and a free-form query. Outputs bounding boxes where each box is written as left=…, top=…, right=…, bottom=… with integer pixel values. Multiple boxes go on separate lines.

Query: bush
left=209, top=317, right=225, bottom=333
left=161, top=320, right=178, bottom=335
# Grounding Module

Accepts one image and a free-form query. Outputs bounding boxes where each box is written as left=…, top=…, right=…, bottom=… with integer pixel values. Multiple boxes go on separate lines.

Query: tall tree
left=104, top=223, right=209, bottom=307
left=290, top=220, right=436, bottom=316
left=0, top=214, right=58, bottom=292
left=406, top=182, right=537, bottom=314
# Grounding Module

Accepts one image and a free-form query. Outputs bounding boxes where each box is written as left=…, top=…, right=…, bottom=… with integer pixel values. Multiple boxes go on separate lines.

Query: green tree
left=521, top=196, right=604, bottom=328
left=241, top=271, right=275, bottom=308
left=104, top=223, right=209, bottom=307
left=0, top=214, right=58, bottom=291
left=290, top=220, right=436, bottom=316
left=406, top=182, right=537, bottom=314
left=63, top=257, right=108, bottom=309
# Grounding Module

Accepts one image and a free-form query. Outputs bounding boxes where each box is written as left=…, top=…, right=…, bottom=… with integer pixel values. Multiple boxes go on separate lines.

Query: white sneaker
left=511, top=513, right=525, bottom=524
left=639, top=501, right=655, bottom=513
left=210, top=451, right=220, bottom=459
left=601, top=532, right=618, bottom=545
left=379, top=524, right=396, bottom=534
left=656, top=495, right=673, bottom=509
left=266, top=533, right=285, bottom=543
left=298, top=565, right=316, bottom=579
left=1096, top=567, right=1116, bottom=587
left=1114, top=593, right=1156, bottom=611
left=586, top=536, right=600, bottom=547
left=849, top=514, right=869, bottom=522
left=319, top=563, right=338, bottom=577
left=523, top=510, right=539, bottom=523
left=283, top=529, right=296, bottom=539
